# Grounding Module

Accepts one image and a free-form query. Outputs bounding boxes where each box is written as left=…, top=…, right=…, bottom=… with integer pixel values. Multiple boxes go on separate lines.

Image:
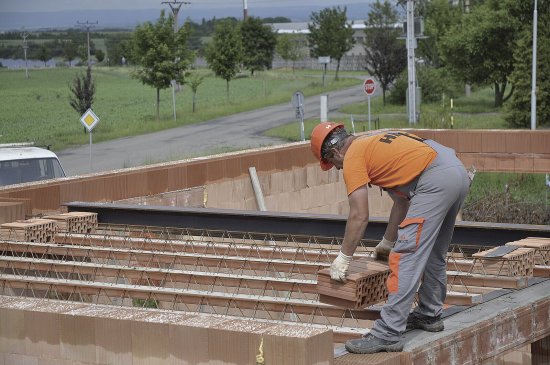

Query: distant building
left=269, top=20, right=368, bottom=56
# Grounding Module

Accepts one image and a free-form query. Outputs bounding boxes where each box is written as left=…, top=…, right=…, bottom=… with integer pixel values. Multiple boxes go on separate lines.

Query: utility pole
left=162, top=0, right=191, bottom=33
left=531, top=0, right=538, bottom=130
left=243, top=0, right=248, bottom=20
left=77, top=20, right=98, bottom=66
left=464, top=0, right=471, bottom=97
left=21, top=31, right=29, bottom=79
left=406, top=0, right=417, bottom=125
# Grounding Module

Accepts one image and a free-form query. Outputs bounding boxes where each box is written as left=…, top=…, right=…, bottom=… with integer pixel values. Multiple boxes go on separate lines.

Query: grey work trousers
left=369, top=140, right=471, bottom=342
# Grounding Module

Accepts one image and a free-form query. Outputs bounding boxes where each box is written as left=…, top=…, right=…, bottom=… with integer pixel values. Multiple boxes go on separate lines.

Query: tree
left=94, top=49, right=105, bottom=63
left=440, top=1, right=517, bottom=107
left=505, top=0, right=550, bottom=128
left=63, top=40, right=77, bottom=67
left=240, top=16, right=277, bottom=76
left=205, top=20, right=242, bottom=99
left=69, top=66, right=95, bottom=117
left=188, top=72, right=206, bottom=112
left=307, top=6, right=355, bottom=80
left=416, top=0, right=462, bottom=68
left=132, top=11, right=194, bottom=120
left=276, top=34, right=307, bottom=73
left=363, top=0, right=407, bottom=105
left=105, top=34, right=133, bottom=66
left=38, top=44, right=50, bottom=67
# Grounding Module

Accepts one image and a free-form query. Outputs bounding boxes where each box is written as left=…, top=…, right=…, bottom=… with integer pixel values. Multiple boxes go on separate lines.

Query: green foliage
left=94, top=49, right=105, bottom=63
left=240, top=16, right=277, bottom=76
left=386, top=70, right=408, bottom=105
left=63, top=40, right=78, bottom=66
left=440, top=1, right=517, bottom=107
left=505, top=0, right=550, bottom=128
left=363, top=0, right=406, bottom=105
left=204, top=20, right=242, bottom=96
left=188, top=72, right=206, bottom=112
left=0, top=67, right=359, bottom=151
left=38, top=45, right=50, bottom=66
left=261, top=17, right=292, bottom=24
left=417, top=66, right=463, bottom=103
left=105, top=33, right=133, bottom=66
left=307, top=6, right=355, bottom=79
left=132, top=11, right=195, bottom=119
left=276, top=34, right=307, bottom=67
left=387, top=67, right=462, bottom=105
left=417, top=0, right=462, bottom=68
left=69, top=66, right=96, bottom=115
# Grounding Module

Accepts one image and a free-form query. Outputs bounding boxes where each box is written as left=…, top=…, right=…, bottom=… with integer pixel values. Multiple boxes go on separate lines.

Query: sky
left=0, top=0, right=374, bottom=13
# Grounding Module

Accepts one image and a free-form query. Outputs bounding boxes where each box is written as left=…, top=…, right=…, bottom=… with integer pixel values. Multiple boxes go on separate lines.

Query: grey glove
left=330, top=251, right=353, bottom=282
left=374, top=237, right=395, bottom=262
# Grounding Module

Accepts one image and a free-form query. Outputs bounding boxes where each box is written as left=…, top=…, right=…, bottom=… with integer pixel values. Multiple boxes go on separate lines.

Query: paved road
left=58, top=82, right=373, bottom=176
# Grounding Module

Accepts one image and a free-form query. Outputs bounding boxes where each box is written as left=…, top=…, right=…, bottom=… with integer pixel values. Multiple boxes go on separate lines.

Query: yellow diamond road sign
left=80, top=108, right=100, bottom=132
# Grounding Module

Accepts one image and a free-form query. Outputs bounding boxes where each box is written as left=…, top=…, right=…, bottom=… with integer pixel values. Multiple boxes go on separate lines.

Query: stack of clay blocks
left=472, top=246, right=535, bottom=277
left=506, top=238, right=550, bottom=266
left=317, top=257, right=389, bottom=309
left=43, top=212, right=98, bottom=234
left=0, top=218, right=57, bottom=243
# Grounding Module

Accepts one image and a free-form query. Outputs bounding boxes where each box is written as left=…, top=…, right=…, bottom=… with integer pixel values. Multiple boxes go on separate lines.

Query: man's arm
left=330, top=184, right=370, bottom=281
left=341, top=185, right=370, bottom=256
left=383, top=192, right=410, bottom=242
left=374, top=192, right=410, bottom=261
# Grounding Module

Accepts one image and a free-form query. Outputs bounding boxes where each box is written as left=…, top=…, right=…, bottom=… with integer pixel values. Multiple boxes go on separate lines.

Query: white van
left=0, top=144, right=66, bottom=186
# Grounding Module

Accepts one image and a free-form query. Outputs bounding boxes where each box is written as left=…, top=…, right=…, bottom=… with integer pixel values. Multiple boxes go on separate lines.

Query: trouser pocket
left=396, top=217, right=425, bottom=251
left=387, top=217, right=425, bottom=294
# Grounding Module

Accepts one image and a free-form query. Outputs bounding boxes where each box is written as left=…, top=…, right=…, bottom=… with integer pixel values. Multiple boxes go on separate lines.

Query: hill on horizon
left=0, top=4, right=373, bottom=32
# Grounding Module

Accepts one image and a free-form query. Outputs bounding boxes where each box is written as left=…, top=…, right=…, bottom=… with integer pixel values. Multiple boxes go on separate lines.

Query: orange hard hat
left=310, top=121, right=344, bottom=171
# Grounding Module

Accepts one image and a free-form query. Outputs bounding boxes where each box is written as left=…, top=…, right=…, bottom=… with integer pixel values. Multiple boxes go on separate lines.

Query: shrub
left=387, top=66, right=462, bottom=105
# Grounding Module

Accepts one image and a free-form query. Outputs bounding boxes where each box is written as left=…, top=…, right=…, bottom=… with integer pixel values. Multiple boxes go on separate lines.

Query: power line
left=77, top=20, right=98, bottom=66
left=20, top=30, right=29, bottom=79
left=162, top=0, right=191, bottom=32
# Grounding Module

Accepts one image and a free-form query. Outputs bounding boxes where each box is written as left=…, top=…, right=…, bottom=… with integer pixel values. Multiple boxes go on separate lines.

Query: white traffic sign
left=363, top=78, right=376, bottom=96
left=292, top=91, right=304, bottom=108
left=80, top=108, right=100, bottom=132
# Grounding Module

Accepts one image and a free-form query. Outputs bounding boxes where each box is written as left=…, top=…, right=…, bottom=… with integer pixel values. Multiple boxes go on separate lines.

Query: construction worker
left=310, top=122, right=470, bottom=354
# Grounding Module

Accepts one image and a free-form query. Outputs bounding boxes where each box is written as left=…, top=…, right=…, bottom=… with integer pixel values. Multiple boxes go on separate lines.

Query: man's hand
left=374, top=237, right=395, bottom=262
left=330, top=251, right=353, bottom=282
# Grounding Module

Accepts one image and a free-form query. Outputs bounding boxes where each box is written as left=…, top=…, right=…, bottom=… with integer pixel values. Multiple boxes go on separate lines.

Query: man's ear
left=331, top=147, right=341, bottom=158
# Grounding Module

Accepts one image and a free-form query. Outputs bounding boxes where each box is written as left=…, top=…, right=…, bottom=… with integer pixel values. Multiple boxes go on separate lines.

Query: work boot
left=345, top=334, right=404, bottom=354
left=406, top=312, right=444, bottom=332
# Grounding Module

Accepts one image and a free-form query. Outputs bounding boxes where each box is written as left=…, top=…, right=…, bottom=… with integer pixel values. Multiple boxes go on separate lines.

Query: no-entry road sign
left=363, top=78, right=376, bottom=96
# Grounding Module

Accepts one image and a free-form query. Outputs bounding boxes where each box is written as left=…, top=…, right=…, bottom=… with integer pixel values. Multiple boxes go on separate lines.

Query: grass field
left=265, top=85, right=507, bottom=143
left=0, top=66, right=361, bottom=151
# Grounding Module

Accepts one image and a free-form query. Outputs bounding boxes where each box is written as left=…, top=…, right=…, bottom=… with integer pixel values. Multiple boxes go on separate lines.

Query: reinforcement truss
left=0, top=223, right=543, bottom=342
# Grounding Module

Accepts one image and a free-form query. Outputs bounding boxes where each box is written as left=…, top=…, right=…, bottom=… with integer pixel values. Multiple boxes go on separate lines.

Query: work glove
left=330, top=251, right=353, bottom=282
left=374, top=237, right=395, bottom=262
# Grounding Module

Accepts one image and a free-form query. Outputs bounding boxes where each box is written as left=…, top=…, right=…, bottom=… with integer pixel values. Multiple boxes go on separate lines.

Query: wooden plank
left=534, top=265, right=550, bottom=278
left=447, top=271, right=528, bottom=289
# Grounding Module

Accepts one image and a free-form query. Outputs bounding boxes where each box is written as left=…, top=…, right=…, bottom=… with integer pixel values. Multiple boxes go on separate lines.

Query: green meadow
left=0, top=67, right=361, bottom=151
